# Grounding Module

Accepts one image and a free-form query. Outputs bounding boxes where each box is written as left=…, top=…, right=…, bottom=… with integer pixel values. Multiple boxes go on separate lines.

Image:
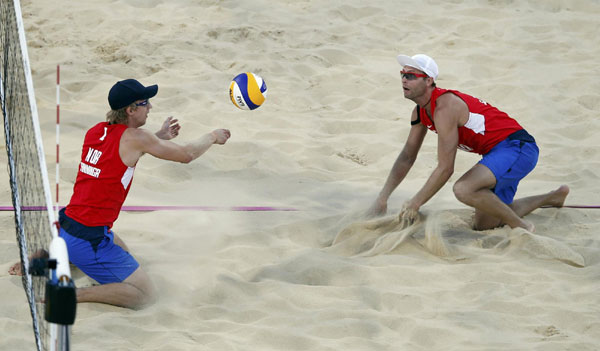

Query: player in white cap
left=368, top=54, right=569, bottom=232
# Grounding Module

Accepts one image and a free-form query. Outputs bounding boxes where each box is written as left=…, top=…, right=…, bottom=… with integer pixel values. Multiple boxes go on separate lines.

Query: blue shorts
left=59, top=210, right=139, bottom=284
left=478, top=137, right=539, bottom=204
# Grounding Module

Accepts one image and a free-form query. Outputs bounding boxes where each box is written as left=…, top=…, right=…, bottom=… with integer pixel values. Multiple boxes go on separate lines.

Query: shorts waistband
left=59, top=208, right=106, bottom=250
left=506, top=129, right=535, bottom=144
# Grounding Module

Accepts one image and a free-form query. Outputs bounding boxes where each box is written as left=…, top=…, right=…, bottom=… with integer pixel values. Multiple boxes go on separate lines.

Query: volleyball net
left=1, top=1, right=75, bottom=350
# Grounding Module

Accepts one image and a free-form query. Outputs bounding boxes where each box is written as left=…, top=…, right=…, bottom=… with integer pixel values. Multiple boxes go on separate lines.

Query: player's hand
left=399, top=201, right=420, bottom=227
left=212, top=129, right=231, bottom=145
left=366, top=197, right=387, bottom=218
left=156, top=116, right=180, bottom=140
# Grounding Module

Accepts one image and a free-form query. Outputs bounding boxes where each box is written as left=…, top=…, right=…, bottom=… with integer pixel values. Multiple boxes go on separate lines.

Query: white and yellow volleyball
left=229, top=72, right=267, bottom=110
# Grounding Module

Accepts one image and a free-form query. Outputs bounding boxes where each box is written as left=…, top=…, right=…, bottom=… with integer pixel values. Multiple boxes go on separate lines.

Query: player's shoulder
left=123, top=126, right=150, bottom=137
left=437, top=91, right=463, bottom=104
left=436, top=91, right=467, bottom=113
left=122, top=127, right=156, bottom=145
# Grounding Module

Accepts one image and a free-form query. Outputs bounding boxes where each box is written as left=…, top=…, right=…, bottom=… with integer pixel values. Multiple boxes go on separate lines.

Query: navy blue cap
left=108, top=79, right=158, bottom=110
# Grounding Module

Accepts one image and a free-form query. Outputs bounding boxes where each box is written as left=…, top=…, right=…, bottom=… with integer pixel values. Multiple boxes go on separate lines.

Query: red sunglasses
left=401, top=70, right=429, bottom=80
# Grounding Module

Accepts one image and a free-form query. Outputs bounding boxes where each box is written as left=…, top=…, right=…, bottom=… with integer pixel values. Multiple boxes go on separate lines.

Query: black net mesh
left=1, top=1, right=54, bottom=350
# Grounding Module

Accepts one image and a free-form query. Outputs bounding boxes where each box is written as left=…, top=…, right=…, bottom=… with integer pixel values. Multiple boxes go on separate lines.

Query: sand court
left=1, top=0, right=600, bottom=349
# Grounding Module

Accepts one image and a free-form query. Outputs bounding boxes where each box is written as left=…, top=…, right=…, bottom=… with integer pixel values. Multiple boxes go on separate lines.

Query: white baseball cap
left=396, top=54, right=438, bottom=80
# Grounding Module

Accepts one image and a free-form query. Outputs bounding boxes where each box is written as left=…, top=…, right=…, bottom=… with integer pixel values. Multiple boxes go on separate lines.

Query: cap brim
left=142, top=84, right=158, bottom=100
left=396, top=55, right=421, bottom=70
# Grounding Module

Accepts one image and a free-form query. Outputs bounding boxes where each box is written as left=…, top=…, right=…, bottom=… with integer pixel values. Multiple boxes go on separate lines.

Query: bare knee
left=134, top=283, right=157, bottom=310
left=128, top=283, right=157, bottom=310
left=453, top=181, right=472, bottom=204
left=123, top=268, right=157, bottom=309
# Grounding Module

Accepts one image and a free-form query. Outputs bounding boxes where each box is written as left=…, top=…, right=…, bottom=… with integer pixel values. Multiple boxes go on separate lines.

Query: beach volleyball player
left=367, top=54, right=569, bottom=231
left=10, top=79, right=230, bottom=309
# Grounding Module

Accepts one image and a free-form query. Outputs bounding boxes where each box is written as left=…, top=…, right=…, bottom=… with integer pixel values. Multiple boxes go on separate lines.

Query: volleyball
left=229, top=72, right=267, bottom=110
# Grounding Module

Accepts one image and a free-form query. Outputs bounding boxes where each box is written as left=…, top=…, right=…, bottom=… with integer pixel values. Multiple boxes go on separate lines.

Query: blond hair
left=105, top=102, right=137, bottom=124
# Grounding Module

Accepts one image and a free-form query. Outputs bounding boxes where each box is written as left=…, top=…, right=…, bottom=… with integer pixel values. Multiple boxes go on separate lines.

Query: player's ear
left=125, top=105, right=135, bottom=116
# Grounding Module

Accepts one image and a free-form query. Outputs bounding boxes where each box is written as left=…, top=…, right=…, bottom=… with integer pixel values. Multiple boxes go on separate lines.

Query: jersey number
left=99, top=127, right=108, bottom=141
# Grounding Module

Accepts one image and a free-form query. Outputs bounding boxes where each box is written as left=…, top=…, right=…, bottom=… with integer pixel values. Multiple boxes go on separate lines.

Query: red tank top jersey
left=65, top=122, right=135, bottom=228
left=417, top=88, right=523, bottom=155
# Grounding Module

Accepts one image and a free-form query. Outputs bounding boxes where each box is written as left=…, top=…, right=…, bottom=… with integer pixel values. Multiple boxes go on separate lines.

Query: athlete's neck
left=416, top=90, right=433, bottom=110
left=418, top=96, right=431, bottom=110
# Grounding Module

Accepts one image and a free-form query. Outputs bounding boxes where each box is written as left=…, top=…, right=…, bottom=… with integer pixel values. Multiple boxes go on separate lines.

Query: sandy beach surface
left=1, top=0, right=600, bottom=349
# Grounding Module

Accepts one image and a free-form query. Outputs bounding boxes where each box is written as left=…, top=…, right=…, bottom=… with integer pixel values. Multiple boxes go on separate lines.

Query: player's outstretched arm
left=121, top=128, right=230, bottom=165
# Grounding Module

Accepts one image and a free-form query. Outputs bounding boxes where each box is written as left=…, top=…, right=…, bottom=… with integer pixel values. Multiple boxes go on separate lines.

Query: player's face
left=401, top=67, right=429, bottom=100
left=129, top=99, right=152, bottom=127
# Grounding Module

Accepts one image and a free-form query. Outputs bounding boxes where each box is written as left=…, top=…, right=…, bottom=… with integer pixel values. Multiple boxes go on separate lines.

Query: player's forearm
left=183, top=132, right=218, bottom=162
left=378, top=155, right=414, bottom=201
left=411, top=165, right=453, bottom=207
